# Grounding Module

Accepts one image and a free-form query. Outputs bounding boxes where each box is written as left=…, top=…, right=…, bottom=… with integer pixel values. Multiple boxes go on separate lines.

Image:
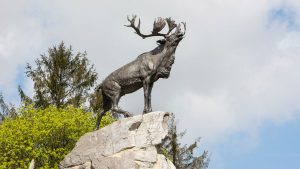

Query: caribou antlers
left=125, top=15, right=184, bottom=39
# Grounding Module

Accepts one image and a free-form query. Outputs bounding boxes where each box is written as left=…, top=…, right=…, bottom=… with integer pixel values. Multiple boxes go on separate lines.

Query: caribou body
left=95, top=15, right=185, bottom=129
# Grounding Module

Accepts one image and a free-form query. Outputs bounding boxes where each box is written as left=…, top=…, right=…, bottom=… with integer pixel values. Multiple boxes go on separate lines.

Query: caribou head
left=125, top=15, right=186, bottom=79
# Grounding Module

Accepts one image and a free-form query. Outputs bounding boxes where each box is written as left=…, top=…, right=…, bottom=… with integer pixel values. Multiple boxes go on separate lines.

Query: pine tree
left=161, top=115, right=210, bottom=169
left=20, top=42, right=98, bottom=108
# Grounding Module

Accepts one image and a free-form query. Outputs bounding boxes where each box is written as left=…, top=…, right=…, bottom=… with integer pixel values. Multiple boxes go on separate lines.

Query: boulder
left=59, top=111, right=176, bottom=169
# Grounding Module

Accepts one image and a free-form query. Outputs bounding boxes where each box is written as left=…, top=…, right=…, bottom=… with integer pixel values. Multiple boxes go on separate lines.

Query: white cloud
left=0, top=0, right=51, bottom=103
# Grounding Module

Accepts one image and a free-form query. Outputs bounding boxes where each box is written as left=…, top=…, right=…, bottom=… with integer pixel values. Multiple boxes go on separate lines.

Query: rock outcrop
left=59, top=111, right=176, bottom=169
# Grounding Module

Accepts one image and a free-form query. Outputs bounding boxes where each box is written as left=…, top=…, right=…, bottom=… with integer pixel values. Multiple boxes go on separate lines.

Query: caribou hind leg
left=95, top=89, right=132, bottom=130
left=95, top=92, right=111, bottom=130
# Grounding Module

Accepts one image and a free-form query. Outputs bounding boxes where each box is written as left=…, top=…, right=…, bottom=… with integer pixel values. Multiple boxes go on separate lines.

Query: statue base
left=59, top=111, right=176, bottom=169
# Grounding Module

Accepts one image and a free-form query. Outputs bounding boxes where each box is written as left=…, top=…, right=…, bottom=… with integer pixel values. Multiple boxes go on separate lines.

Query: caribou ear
left=156, top=39, right=166, bottom=45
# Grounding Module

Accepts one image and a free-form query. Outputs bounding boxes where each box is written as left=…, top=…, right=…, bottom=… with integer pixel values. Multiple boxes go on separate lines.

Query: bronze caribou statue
left=95, top=15, right=186, bottom=129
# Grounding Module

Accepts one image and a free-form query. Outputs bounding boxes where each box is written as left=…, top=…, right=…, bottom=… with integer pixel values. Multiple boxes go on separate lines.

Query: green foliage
left=22, top=41, right=97, bottom=108
left=0, top=105, right=115, bottom=169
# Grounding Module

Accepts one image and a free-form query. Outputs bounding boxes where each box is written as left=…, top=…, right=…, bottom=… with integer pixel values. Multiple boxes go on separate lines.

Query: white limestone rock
left=59, top=111, right=176, bottom=169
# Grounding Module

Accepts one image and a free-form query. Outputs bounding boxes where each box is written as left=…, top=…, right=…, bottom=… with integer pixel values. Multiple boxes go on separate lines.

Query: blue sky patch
left=209, top=117, right=300, bottom=169
left=15, top=65, right=26, bottom=89
left=268, top=6, right=299, bottom=31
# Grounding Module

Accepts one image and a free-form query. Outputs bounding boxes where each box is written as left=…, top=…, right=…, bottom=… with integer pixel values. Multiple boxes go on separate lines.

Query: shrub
left=0, top=105, right=114, bottom=169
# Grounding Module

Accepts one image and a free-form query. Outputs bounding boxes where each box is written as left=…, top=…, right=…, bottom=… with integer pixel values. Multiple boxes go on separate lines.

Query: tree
left=0, top=93, right=9, bottom=122
left=0, top=104, right=115, bottom=168
left=21, top=42, right=97, bottom=108
left=0, top=93, right=17, bottom=122
left=161, top=115, right=210, bottom=169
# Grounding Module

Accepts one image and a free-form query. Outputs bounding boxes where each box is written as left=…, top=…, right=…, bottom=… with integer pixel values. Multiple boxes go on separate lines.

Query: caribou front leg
left=143, top=77, right=152, bottom=114
left=148, top=82, right=153, bottom=112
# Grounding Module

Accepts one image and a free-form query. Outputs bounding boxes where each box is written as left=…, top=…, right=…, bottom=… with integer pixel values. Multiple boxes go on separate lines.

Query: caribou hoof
left=143, top=109, right=151, bottom=114
left=125, top=112, right=133, bottom=117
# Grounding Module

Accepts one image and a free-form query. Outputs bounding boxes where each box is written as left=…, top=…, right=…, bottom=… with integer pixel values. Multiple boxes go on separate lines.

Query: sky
left=0, top=0, right=300, bottom=168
